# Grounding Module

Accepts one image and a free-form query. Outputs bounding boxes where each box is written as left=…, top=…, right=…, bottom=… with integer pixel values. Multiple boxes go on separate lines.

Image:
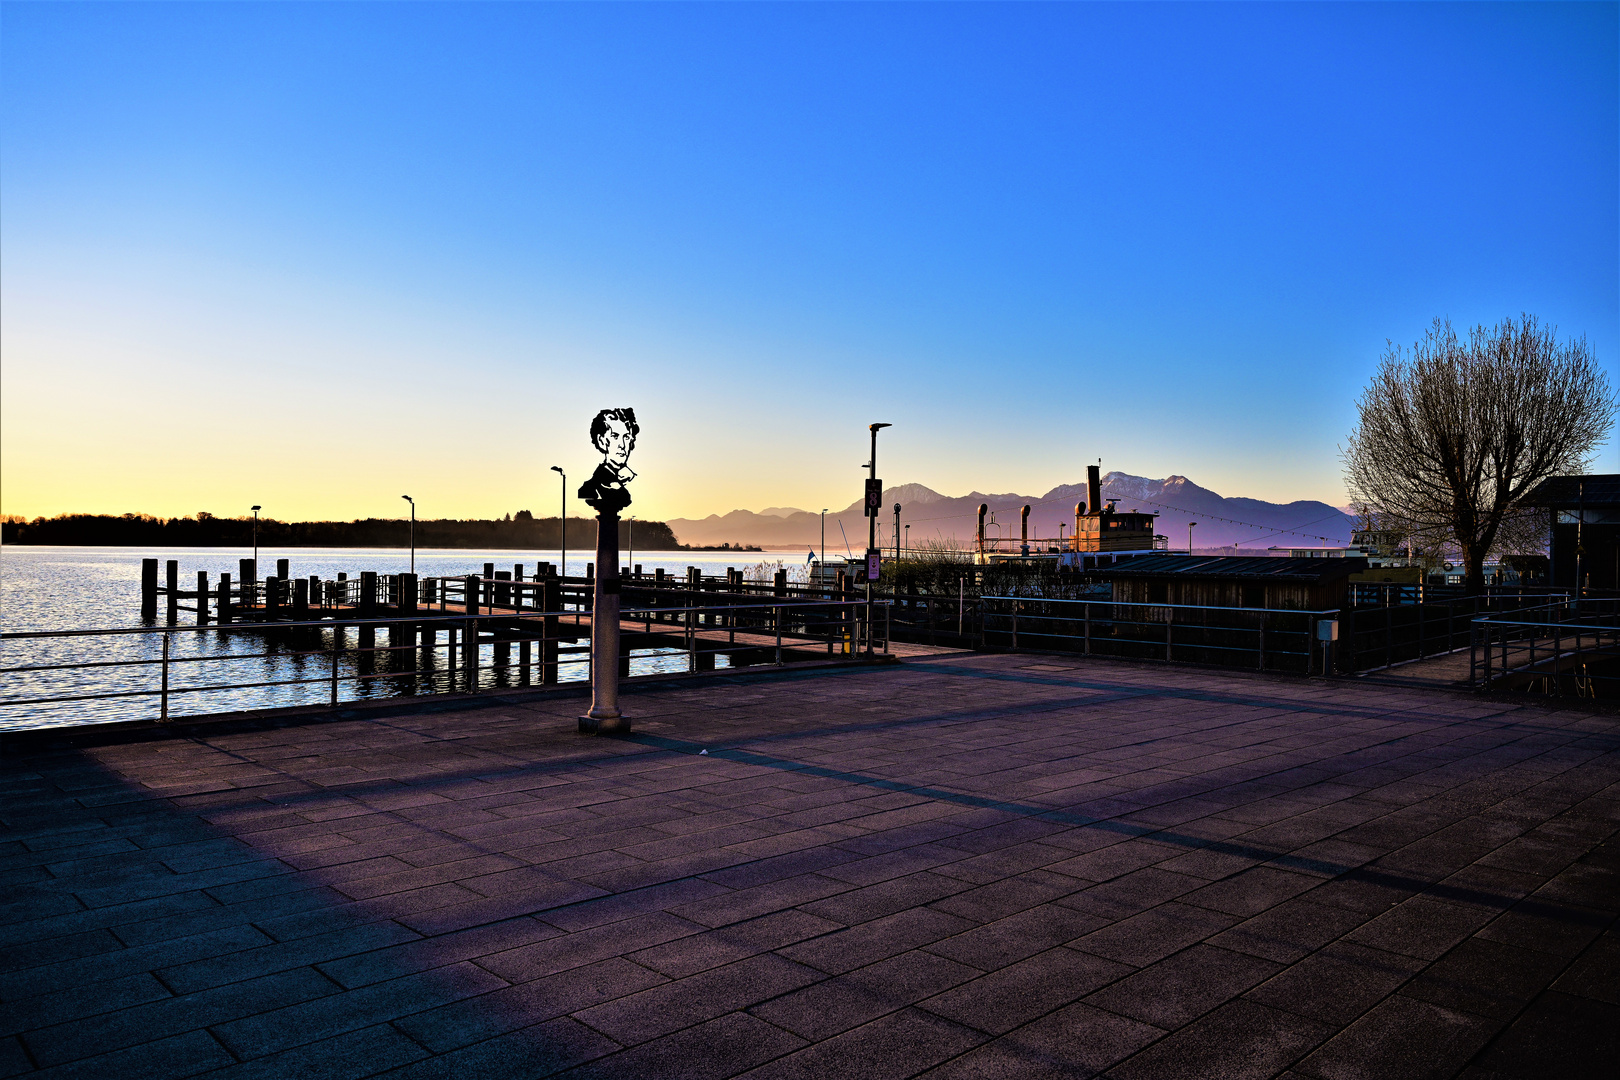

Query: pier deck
left=2, top=655, right=1615, bottom=1079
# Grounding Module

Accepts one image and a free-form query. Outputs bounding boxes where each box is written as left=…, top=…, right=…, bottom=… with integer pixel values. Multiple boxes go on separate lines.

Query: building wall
left=1110, top=577, right=1344, bottom=614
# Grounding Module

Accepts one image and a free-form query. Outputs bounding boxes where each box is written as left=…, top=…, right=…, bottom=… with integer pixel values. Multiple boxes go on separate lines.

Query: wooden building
left=1094, top=555, right=1369, bottom=613
left=1522, top=474, right=1619, bottom=591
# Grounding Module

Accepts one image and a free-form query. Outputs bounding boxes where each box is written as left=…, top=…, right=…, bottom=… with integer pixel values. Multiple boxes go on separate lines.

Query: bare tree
left=1344, top=315, right=1614, bottom=593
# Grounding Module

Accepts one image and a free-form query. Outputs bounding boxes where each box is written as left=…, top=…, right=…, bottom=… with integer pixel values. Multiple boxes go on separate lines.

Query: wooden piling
left=542, top=575, right=560, bottom=684
left=494, top=570, right=511, bottom=609
left=276, top=558, right=290, bottom=581
left=240, top=558, right=256, bottom=586
left=165, top=560, right=179, bottom=623
left=218, top=573, right=232, bottom=625
left=293, top=578, right=310, bottom=617
left=196, top=571, right=210, bottom=623
left=464, top=573, right=479, bottom=617
left=359, top=572, right=378, bottom=617
left=141, top=558, right=159, bottom=618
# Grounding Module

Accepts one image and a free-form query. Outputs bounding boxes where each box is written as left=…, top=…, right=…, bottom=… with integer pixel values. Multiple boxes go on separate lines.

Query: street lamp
left=401, top=495, right=415, bottom=574
left=1188, top=520, right=1197, bottom=554
left=250, top=506, right=261, bottom=570
left=816, top=511, right=829, bottom=586
left=550, top=466, right=566, bottom=580
left=627, top=516, right=635, bottom=576
left=1059, top=522, right=1066, bottom=550
left=865, top=423, right=892, bottom=656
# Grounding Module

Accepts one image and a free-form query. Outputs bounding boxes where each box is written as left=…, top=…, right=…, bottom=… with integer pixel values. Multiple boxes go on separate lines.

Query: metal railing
left=0, top=597, right=892, bottom=729
left=1470, top=598, right=1620, bottom=699
left=1338, top=592, right=1569, bottom=674
left=978, top=596, right=1339, bottom=675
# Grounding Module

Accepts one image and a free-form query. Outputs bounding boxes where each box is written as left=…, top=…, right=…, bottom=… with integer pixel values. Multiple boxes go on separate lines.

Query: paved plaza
left=1, top=654, right=1616, bottom=1079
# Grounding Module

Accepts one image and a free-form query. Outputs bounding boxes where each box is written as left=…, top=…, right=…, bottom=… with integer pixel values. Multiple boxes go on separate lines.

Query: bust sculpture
left=577, top=407, right=637, bottom=515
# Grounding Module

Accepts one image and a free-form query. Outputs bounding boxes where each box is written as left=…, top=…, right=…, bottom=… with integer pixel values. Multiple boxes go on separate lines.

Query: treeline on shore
left=0, top=512, right=705, bottom=550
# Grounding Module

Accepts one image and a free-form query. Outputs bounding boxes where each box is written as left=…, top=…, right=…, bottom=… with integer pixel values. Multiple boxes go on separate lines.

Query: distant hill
left=667, top=473, right=1354, bottom=553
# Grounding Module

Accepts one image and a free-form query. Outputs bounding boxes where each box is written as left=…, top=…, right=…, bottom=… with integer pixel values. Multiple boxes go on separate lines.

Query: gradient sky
left=3, top=2, right=1615, bottom=526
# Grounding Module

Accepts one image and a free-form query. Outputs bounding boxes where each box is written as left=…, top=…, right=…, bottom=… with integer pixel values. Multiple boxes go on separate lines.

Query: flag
left=806, top=550, right=817, bottom=564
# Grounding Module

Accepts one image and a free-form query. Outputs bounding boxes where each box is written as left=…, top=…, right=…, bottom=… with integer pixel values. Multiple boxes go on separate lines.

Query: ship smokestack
left=1087, top=465, right=1102, bottom=520
left=977, top=503, right=988, bottom=555
left=1020, top=505, right=1030, bottom=543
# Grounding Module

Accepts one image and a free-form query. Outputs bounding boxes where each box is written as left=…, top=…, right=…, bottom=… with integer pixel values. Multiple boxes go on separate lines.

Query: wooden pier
left=138, top=557, right=886, bottom=684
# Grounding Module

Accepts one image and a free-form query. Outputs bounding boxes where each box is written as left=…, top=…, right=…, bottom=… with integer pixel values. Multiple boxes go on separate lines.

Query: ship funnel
left=1087, top=465, right=1102, bottom=520
left=1020, top=505, right=1030, bottom=543
left=977, top=503, right=988, bottom=555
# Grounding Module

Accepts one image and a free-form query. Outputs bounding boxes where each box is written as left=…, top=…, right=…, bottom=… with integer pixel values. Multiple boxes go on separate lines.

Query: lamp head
left=251, top=505, right=261, bottom=512
left=401, top=495, right=412, bottom=503
left=869, top=422, right=892, bottom=432
left=550, top=465, right=563, bottom=475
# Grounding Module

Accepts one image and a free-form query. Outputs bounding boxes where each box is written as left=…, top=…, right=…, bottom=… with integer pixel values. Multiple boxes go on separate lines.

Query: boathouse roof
left=1521, top=473, right=1620, bottom=508
left=1092, top=555, right=1368, bottom=582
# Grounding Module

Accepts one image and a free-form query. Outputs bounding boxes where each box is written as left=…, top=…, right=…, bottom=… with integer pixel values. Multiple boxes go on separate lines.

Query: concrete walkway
left=2, top=655, right=1616, bottom=1079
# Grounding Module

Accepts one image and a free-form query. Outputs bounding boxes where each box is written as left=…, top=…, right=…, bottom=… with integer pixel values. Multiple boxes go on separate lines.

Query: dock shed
left=1521, top=473, right=1619, bottom=591
left=1093, top=555, right=1368, bottom=612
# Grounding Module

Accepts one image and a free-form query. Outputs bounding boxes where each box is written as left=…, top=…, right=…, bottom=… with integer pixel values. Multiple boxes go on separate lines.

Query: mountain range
left=666, top=473, right=1355, bottom=554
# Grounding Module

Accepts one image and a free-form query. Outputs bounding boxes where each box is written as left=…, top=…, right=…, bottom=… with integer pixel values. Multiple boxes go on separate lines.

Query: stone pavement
left=2, top=653, right=1616, bottom=1080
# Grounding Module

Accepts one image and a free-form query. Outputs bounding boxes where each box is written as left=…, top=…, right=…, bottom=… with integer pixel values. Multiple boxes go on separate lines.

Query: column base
left=578, top=712, right=632, bottom=735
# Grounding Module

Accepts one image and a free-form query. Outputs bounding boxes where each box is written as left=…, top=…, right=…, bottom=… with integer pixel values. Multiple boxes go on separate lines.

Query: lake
left=0, top=546, right=809, bottom=730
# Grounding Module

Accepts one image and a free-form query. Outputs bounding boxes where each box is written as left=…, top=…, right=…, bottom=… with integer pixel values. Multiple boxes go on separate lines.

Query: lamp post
left=550, top=466, right=566, bottom=579
left=1059, top=522, right=1066, bottom=551
left=401, top=495, right=415, bottom=574
left=904, top=524, right=910, bottom=554
left=893, top=503, right=902, bottom=563
left=250, top=506, right=261, bottom=571
left=627, top=516, right=634, bottom=575
left=1188, top=520, right=1196, bottom=554
left=865, top=423, right=891, bottom=656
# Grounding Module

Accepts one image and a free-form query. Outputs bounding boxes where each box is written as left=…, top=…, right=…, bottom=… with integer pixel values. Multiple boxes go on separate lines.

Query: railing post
left=331, top=628, right=341, bottom=707
left=1084, top=601, right=1091, bottom=655
left=1165, top=610, right=1172, bottom=663
left=464, top=618, right=478, bottom=692
left=1258, top=612, right=1266, bottom=671
left=1012, top=601, right=1019, bottom=650
left=775, top=604, right=783, bottom=665
left=160, top=634, right=171, bottom=721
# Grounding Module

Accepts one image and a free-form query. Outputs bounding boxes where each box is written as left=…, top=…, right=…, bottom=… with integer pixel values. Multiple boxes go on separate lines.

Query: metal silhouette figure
left=578, top=408, right=638, bottom=513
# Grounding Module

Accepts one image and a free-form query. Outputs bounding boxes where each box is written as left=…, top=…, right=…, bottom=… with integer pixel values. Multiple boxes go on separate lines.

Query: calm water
left=0, top=547, right=802, bottom=730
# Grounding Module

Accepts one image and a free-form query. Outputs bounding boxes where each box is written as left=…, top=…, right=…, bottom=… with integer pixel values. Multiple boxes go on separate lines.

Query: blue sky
left=2, top=2, right=1615, bottom=524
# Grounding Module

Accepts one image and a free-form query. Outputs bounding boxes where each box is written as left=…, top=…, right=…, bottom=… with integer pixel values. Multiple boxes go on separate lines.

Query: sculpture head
left=590, top=407, right=638, bottom=470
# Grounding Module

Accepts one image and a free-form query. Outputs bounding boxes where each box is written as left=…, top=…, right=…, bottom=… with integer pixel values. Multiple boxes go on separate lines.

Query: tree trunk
left=1463, top=544, right=1488, bottom=595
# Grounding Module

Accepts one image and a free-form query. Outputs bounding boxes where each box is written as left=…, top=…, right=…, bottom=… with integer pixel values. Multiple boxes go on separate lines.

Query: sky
left=2, top=2, right=1615, bottom=526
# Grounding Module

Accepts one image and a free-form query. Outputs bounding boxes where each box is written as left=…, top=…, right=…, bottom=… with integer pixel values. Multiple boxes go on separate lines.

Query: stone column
left=580, top=509, right=628, bottom=733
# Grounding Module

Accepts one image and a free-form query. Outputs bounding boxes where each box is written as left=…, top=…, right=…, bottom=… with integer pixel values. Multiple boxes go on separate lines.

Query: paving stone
left=1068, top=901, right=1239, bottom=968
left=776, top=907, right=977, bottom=975
left=570, top=953, right=825, bottom=1046
left=752, top=949, right=980, bottom=1040
left=1548, top=932, right=1620, bottom=1006
left=1104, top=998, right=1331, bottom=1080
left=1292, top=994, right=1499, bottom=1080
left=916, top=1001, right=1162, bottom=1079
left=1465, top=989, right=1620, bottom=1080
left=383, top=1015, right=622, bottom=1079
left=1400, top=937, right=1569, bottom=1021
left=1083, top=943, right=1280, bottom=1030
left=734, top=1006, right=985, bottom=1080
left=1244, top=940, right=1426, bottom=1026
left=922, top=946, right=1133, bottom=1035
